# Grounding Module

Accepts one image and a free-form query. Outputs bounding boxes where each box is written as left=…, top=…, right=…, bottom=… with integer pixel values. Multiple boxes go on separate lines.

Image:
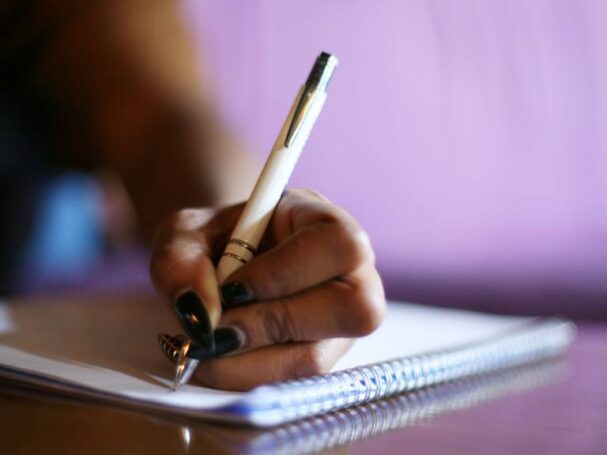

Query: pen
left=171, top=51, right=339, bottom=390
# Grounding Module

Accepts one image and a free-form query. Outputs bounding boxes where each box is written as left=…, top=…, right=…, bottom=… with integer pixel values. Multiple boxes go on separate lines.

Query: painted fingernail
left=220, top=282, right=255, bottom=308
left=214, top=326, right=245, bottom=355
left=184, top=327, right=245, bottom=361
left=174, top=291, right=214, bottom=350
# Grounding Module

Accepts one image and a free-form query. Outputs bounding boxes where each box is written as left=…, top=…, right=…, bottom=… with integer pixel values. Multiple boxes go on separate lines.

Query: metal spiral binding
left=251, top=318, right=574, bottom=426
left=240, top=361, right=564, bottom=455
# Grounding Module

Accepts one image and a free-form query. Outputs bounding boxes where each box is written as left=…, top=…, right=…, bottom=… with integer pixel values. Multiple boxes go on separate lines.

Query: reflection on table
left=187, top=361, right=564, bottom=454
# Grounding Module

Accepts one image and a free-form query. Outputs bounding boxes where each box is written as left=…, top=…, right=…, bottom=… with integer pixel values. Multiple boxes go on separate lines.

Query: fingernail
left=174, top=291, right=214, bottom=350
left=186, top=327, right=245, bottom=361
left=220, top=282, right=255, bottom=308
left=214, top=326, right=245, bottom=355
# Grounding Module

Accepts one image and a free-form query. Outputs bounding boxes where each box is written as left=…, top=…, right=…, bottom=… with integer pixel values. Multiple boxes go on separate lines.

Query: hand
left=150, top=189, right=385, bottom=391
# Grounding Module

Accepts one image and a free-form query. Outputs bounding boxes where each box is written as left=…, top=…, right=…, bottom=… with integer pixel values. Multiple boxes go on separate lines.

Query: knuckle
left=262, top=300, right=297, bottom=344
left=170, top=208, right=200, bottom=231
left=345, top=276, right=386, bottom=336
left=159, top=208, right=211, bottom=236
left=334, top=221, right=376, bottom=268
left=160, top=210, right=188, bottom=233
left=149, top=237, right=209, bottom=285
left=152, top=210, right=193, bottom=247
left=292, top=344, right=331, bottom=378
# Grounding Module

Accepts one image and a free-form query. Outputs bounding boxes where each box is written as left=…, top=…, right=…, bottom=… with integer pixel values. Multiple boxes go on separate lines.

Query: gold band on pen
left=222, top=251, right=249, bottom=265
left=227, top=238, right=257, bottom=255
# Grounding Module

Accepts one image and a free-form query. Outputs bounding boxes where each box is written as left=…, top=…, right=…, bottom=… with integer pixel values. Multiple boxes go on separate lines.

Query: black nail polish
left=187, top=327, right=243, bottom=361
left=220, top=282, right=255, bottom=307
left=174, top=291, right=214, bottom=350
left=213, top=327, right=244, bottom=355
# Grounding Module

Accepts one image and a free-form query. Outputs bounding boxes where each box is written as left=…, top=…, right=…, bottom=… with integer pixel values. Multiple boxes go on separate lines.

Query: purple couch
left=182, top=1, right=607, bottom=319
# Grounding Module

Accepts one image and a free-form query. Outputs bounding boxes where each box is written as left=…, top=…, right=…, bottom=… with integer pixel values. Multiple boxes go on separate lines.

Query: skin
left=2, top=0, right=386, bottom=389
left=150, top=189, right=386, bottom=391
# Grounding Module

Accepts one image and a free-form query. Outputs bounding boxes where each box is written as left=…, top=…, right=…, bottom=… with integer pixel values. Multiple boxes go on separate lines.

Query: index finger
left=149, top=204, right=244, bottom=348
left=221, top=190, right=375, bottom=304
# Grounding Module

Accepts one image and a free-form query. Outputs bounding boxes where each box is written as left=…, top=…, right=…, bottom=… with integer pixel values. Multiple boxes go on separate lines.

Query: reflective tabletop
left=1, top=324, right=605, bottom=454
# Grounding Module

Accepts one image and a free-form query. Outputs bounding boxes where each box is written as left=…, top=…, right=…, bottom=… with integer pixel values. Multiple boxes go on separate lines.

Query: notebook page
left=0, top=295, right=243, bottom=409
left=335, top=303, right=528, bottom=370
left=0, top=293, right=530, bottom=414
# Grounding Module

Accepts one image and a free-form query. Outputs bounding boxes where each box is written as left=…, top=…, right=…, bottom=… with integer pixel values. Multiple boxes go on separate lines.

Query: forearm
left=1, top=0, right=255, bottom=241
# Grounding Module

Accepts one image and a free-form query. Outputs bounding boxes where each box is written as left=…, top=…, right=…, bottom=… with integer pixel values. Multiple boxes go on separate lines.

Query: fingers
left=221, top=189, right=376, bottom=305
left=150, top=230, right=220, bottom=347
left=152, top=204, right=245, bottom=261
left=150, top=205, right=244, bottom=346
left=195, top=338, right=354, bottom=391
left=219, top=262, right=385, bottom=352
left=150, top=188, right=385, bottom=390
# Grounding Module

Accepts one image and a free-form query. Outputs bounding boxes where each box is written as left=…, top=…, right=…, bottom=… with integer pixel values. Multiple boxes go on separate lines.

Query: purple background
left=180, top=1, right=607, bottom=318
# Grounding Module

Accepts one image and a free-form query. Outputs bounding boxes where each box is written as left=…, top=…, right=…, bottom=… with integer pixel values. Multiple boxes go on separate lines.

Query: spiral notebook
left=195, top=361, right=564, bottom=454
left=0, top=293, right=574, bottom=427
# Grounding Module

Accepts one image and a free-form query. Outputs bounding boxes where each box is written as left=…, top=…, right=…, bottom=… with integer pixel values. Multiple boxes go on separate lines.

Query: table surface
left=1, top=323, right=606, bottom=455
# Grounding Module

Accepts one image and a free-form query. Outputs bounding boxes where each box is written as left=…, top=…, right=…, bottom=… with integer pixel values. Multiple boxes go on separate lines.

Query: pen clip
left=284, top=52, right=338, bottom=148
left=284, top=90, right=315, bottom=148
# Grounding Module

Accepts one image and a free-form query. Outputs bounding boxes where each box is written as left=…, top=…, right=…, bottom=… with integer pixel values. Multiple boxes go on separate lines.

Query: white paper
left=0, top=293, right=527, bottom=416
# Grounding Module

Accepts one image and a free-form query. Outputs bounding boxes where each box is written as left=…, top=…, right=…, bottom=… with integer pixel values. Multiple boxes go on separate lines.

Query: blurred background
left=184, top=0, right=607, bottom=319
left=1, top=0, right=606, bottom=319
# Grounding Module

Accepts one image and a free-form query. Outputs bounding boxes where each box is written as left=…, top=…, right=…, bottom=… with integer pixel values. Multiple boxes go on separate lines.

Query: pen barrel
left=216, top=88, right=327, bottom=283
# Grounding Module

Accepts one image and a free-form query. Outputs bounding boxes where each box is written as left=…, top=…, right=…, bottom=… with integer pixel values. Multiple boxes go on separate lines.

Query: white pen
left=172, top=52, right=339, bottom=390
left=216, top=52, right=338, bottom=283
